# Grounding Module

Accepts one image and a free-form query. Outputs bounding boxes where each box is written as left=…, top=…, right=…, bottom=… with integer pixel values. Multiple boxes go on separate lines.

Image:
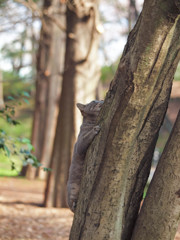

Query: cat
left=67, top=100, right=104, bottom=212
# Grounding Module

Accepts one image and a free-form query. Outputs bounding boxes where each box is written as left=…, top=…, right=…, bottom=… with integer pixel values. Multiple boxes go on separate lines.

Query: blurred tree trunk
left=23, top=0, right=65, bottom=179
left=44, top=0, right=101, bottom=207
left=70, top=1, right=180, bottom=239
left=128, top=0, right=138, bottom=32
left=37, top=5, right=66, bottom=180
left=30, top=15, right=38, bottom=78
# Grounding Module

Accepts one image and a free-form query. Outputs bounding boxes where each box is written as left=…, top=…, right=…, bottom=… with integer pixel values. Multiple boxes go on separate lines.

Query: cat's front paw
left=94, top=125, right=100, bottom=134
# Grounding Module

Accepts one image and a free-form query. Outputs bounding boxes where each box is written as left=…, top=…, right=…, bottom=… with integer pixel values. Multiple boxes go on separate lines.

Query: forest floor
left=0, top=177, right=73, bottom=240
left=0, top=176, right=180, bottom=240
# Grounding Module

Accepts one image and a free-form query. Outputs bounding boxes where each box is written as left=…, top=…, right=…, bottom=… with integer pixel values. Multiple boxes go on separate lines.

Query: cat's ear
left=77, top=103, right=85, bottom=112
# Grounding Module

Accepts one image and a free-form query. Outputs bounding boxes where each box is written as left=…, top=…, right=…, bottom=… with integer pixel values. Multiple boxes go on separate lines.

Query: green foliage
left=0, top=114, right=32, bottom=176
left=0, top=149, right=22, bottom=176
left=0, top=91, right=30, bottom=125
left=2, top=44, right=23, bottom=59
left=0, top=93, right=51, bottom=174
left=101, top=63, right=117, bottom=83
left=3, top=71, right=21, bottom=82
left=43, top=167, right=52, bottom=172
left=0, top=92, right=37, bottom=173
left=0, top=127, right=33, bottom=170
left=1, top=33, right=33, bottom=65
left=3, top=70, right=34, bottom=97
left=0, top=132, right=46, bottom=174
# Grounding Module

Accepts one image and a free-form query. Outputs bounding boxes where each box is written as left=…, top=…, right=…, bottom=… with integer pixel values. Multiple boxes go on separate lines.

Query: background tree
left=23, top=0, right=66, bottom=179
left=44, top=0, right=101, bottom=207
left=70, top=0, right=180, bottom=239
left=128, top=0, right=138, bottom=31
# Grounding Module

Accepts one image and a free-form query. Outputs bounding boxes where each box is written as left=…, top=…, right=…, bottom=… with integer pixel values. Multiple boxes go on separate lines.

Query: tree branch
left=14, top=0, right=66, bottom=32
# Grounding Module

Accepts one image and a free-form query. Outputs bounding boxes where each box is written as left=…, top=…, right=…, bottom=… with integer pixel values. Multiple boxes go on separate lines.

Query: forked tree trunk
left=44, top=0, right=100, bottom=207
left=24, top=0, right=65, bottom=179
left=70, top=0, right=180, bottom=239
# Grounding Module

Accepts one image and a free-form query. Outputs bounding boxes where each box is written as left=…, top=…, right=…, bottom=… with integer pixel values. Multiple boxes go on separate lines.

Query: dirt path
left=0, top=177, right=179, bottom=240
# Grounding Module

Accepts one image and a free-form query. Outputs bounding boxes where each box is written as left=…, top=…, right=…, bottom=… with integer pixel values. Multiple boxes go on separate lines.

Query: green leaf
left=21, top=138, right=31, bottom=144
left=6, top=115, right=13, bottom=124
left=36, top=162, right=42, bottom=167
left=13, top=150, right=18, bottom=155
left=4, top=144, right=10, bottom=157
left=12, top=120, right=20, bottom=125
left=0, top=143, right=4, bottom=149
left=20, top=148, right=30, bottom=155
left=43, top=167, right=52, bottom=172
left=11, top=162, right=16, bottom=170
left=5, top=104, right=10, bottom=110
left=23, top=98, right=29, bottom=104
left=22, top=91, right=30, bottom=97
left=0, top=138, right=5, bottom=144
left=27, top=143, right=34, bottom=151
left=10, top=109, right=15, bottom=116
left=7, top=96, right=15, bottom=100
left=0, top=129, right=6, bottom=135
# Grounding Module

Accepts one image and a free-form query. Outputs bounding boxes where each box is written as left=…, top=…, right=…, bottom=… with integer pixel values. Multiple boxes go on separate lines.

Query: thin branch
left=15, top=0, right=42, bottom=17
left=14, top=0, right=66, bottom=32
left=43, top=10, right=66, bottom=32
left=0, top=17, right=35, bottom=33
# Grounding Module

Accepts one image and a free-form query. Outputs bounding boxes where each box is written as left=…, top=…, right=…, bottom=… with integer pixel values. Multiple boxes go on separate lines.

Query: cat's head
left=77, top=100, right=104, bottom=121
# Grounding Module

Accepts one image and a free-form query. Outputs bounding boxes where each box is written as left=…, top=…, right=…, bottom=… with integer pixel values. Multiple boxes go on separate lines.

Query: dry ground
left=0, top=177, right=179, bottom=240
left=0, top=177, right=73, bottom=240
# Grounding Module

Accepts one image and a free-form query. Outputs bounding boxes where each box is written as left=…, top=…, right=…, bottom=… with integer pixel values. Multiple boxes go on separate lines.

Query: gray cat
left=67, top=100, right=104, bottom=212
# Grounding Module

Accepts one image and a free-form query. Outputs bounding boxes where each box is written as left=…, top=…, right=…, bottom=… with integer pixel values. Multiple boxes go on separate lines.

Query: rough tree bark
left=24, top=0, right=65, bottom=179
left=132, top=110, right=180, bottom=239
left=44, top=0, right=100, bottom=207
left=70, top=0, right=180, bottom=239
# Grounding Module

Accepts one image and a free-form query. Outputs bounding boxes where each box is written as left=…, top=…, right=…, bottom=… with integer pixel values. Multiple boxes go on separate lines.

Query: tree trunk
left=24, top=0, right=65, bottom=179
left=131, top=110, right=180, bottom=239
left=37, top=4, right=66, bottom=180
left=44, top=0, right=100, bottom=207
left=70, top=1, right=180, bottom=239
left=30, top=15, right=38, bottom=78
left=128, top=0, right=138, bottom=32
